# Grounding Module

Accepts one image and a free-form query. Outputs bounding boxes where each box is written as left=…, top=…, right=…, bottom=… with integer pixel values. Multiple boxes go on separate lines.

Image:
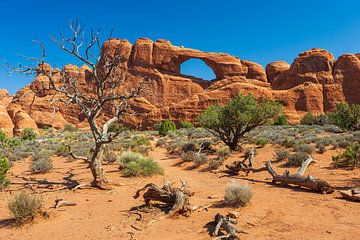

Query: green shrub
left=0, top=157, right=11, bottom=191
left=63, top=124, right=78, bottom=132
left=300, top=112, right=316, bottom=125
left=286, top=152, right=308, bottom=167
left=224, top=182, right=252, bottom=207
left=328, top=102, right=360, bottom=130
left=21, top=128, right=37, bottom=141
left=199, top=94, right=282, bottom=150
left=293, top=144, right=315, bottom=154
left=158, top=120, right=177, bottom=136
left=274, top=149, right=290, bottom=162
left=117, top=151, right=143, bottom=169
left=216, top=146, right=231, bottom=159
left=0, top=130, right=6, bottom=143
left=332, top=143, right=360, bottom=168
left=208, top=157, right=224, bottom=170
left=273, top=115, right=288, bottom=125
left=281, top=138, right=295, bottom=148
left=255, top=137, right=269, bottom=147
left=122, top=158, right=164, bottom=177
left=181, top=121, right=194, bottom=129
left=317, top=143, right=326, bottom=154
left=180, top=151, right=196, bottom=162
left=8, top=191, right=43, bottom=225
left=30, top=157, right=53, bottom=174
left=182, top=141, right=198, bottom=152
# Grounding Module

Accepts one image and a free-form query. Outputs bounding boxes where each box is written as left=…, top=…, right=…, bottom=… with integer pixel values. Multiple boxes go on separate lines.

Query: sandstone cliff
left=3, top=38, right=360, bottom=134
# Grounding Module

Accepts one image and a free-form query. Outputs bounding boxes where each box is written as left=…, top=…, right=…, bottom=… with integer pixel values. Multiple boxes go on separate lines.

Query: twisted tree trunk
left=90, top=143, right=108, bottom=189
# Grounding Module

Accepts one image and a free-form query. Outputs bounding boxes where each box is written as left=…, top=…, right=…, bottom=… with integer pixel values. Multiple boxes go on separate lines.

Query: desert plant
left=30, top=156, right=53, bottom=174
left=332, top=143, right=360, bottom=168
left=274, top=149, right=290, bottom=162
left=300, top=112, right=316, bottom=125
left=117, top=151, right=143, bottom=169
left=192, top=152, right=208, bottom=167
left=0, top=157, right=11, bottom=190
left=21, top=128, right=36, bottom=141
left=182, top=141, right=198, bottom=152
left=293, top=144, right=315, bottom=154
left=0, top=130, right=6, bottom=143
left=122, top=157, right=164, bottom=177
left=255, top=137, right=269, bottom=147
left=286, top=151, right=308, bottom=167
left=328, top=102, right=360, bottom=130
left=208, top=157, right=224, bottom=170
left=158, top=120, right=177, bottom=136
left=273, top=114, right=288, bottom=125
left=181, top=121, right=194, bottom=129
left=199, top=94, right=282, bottom=150
left=63, top=124, right=78, bottom=132
left=224, top=182, right=252, bottom=207
left=8, top=191, right=43, bottom=224
left=317, top=143, right=326, bottom=154
left=216, top=146, right=231, bottom=159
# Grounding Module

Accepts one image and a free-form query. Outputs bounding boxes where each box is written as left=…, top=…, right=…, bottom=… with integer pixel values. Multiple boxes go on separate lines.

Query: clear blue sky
left=1, top=0, right=360, bottom=94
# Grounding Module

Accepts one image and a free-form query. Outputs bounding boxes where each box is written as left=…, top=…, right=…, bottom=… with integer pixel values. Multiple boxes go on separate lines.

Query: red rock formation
left=0, top=89, right=14, bottom=136
left=5, top=39, right=360, bottom=133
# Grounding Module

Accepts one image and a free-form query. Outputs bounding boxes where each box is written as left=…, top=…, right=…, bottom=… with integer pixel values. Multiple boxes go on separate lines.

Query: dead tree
left=5, top=20, right=150, bottom=189
left=133, top=180, right=194, bottom=218
left=226, top=157, right=334, bottom=193
left=213, top=213, right=242, bottom=240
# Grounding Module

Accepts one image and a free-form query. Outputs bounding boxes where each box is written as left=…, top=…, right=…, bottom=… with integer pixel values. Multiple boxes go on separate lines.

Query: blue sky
left=1, top=0, right=360, bottom=94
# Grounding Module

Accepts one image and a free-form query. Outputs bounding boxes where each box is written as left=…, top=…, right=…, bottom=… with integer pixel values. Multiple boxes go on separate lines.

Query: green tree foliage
left=332, top=143, right=360, bottom=168
left=328, top=102, right=360, bottom=130
left=199, top=94, right=282, bottom=150
left=158, top=120, right=177, bottom=136
left=0, top=130, right=6, bottom=143
left=300, top=112, right=316, bottom=125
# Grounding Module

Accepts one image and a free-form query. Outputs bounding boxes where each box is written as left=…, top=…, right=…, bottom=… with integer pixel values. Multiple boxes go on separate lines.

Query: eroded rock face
left=5, top=39, right=360, bottom=133
left=0, top=89, right=14, bottom=136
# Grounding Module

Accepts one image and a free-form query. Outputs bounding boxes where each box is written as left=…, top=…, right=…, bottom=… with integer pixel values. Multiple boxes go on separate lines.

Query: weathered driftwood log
left=339, top=188, right=360, bottom=202
left=134, top=180, right=194, bottom=217
left=54, top=199, right=77, bottom=208
left=226, top=156, right=334, bottom=193
left=214, top=213, right=241, bottom=240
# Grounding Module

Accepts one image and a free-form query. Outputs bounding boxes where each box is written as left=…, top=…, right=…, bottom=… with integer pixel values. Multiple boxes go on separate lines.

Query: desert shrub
left=332, top=143, right=360, bottom=168
left=313, top=114, right=329, bottom=126
left=300, top=112, right=317, bottom=125
left=30, top=151, right=53, bottom=174
left=0, top=157, right=11, bottom=190
left=192, top=153, right=208, bottom=167
left=224, top=182, right=252, bottom=207
left=63, top=124, right=78, bottom=132
left=280, top=138, right=295, bottom=148
left=158, top=120, right=177, bottom=136
left=286, top=151, right=308, bottom=167
left=274, top=149, right=290, bottom=162
left=21, top=128, right=37, bottom=141
left=182, top=141, right=198, bottom=152
left=181, top=121, right=194, bottom=129
left=180, top=151, right=196, bottom=162
left=317, top=143, right=326, bottom=154
left=117, top=151, right=143, bottom=169
left=199, top=94, right=282, bottom=150
left=337, top=138, right=350, bottom=148
left=216, top=146, right=231, bottom=159
left=56, top=144, right=71, bottom=156
left=0, top=130, right=6, bottom=143
left=273, top=115, right=288, bottom=125
left=328, top=102, right=360, bottom=130
left=3, top=137, right=23, bottom=147
left=8, top=191, right=43, bottom=225
left=122, top=157, right=164, bottom=177
left=255, top=137, right=269, bottom=147
left=323, top=125, right=343, bottom=133
left=293, top=144, right=315, bottom=154
left=153, top=123, right=161, bottom=131
left=208, top=157, right=224, bottom=170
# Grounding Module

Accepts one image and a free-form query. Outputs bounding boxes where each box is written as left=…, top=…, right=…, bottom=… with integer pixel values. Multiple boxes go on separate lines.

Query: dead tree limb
left=214, top=213, right=243, bottom=240
left=133, top=180, right=194, bottom=218
left=339, top=188, right=360, bottom=202
left=226, top=156, right=334, bottom=193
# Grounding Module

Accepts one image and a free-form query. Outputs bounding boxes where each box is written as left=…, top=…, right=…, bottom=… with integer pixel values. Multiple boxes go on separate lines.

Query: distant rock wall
left=3, top=38, right=360, bottom=134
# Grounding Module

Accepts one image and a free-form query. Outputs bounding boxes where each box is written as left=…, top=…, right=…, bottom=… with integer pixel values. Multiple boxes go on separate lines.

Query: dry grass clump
left=8, top=191, right=43, bottom=225
left=224, top=182, right=252, bottom=207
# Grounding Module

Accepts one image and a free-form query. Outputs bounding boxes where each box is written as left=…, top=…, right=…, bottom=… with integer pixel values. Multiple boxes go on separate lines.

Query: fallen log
left=339, top=188, right=360, bottom=202
left=54, top=199, right=77, bottom=208
left=226, top=156, right=334, bottom=194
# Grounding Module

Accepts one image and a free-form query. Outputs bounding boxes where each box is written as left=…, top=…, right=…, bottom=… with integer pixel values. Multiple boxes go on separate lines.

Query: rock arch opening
left=180, top=58, right=216, bottom=81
